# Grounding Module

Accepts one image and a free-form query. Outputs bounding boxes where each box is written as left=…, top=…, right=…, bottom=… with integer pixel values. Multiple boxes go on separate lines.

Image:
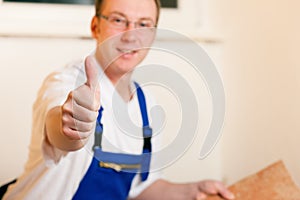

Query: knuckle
left=91, top=105, right=99, bottom=112
left=93, top=101, right=101, bottom=111
left=74, top=119, right=94, bottom=132
left=61, top=114, right=68, bottom=123
left=62, top=102, right=72, bottom=114
left=61, top=114, right=73, bottom=126
left=86, top=111, right=97, bottom=122
left=61, top=126, right=69, bottom=135
left=86, top=122, right=95, bottom=131
left=78, top=130, right=90, bottom=140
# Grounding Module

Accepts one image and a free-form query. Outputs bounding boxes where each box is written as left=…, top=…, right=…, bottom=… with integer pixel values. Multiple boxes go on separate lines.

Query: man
left=3, top=0, right=234, bottom=199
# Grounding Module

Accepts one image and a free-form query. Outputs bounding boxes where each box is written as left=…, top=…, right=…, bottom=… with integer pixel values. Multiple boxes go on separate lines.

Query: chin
left=114, top=56, right=145, bottom=74
left=118, top=62, right=138, bottom=75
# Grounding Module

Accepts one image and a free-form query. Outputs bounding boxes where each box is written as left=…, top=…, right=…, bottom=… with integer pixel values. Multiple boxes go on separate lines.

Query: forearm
left=132, top=179, right=195, bottom=200
left=45, top=106, right=88, bottom=151
left=132, top=179, right=234, bottom=200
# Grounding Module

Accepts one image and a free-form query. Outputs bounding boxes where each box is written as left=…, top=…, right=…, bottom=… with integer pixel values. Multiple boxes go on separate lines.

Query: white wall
left=205, top=0, right=300, bottom=185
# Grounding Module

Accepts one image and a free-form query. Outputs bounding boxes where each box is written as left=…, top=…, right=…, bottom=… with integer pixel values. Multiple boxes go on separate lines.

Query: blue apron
left=73, top=82, right=152, bottom=200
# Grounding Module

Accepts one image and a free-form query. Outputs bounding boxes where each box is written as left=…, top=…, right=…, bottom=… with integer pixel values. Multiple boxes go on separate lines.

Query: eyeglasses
left=96, top=13, right=157, bottom=30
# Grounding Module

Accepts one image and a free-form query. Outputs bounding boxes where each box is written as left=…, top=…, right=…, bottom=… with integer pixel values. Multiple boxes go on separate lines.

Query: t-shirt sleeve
left=32, top=63, right=85, bottom=166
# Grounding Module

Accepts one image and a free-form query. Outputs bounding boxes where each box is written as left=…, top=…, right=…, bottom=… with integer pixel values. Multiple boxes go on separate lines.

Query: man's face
left=92, top=0, right=157, bottom=79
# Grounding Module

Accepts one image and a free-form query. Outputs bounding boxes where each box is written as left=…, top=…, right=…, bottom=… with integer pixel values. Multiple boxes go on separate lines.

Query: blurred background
left=0, top=0, right=299, bottom=188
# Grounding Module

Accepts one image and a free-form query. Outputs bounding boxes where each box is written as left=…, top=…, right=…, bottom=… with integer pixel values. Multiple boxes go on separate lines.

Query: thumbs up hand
left=61, top=56, right=101, bottom=141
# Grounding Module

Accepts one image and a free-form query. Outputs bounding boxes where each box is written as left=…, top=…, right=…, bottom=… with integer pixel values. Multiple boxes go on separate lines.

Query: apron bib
left=73, top=82, right=152, bottom=200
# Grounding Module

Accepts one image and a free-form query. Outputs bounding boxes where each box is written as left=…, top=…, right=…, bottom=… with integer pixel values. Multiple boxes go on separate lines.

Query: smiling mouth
left=117, top=48, right=138, bottom=55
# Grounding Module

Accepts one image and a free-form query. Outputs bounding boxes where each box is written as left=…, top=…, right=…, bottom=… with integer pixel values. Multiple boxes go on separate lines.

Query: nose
left=121, top=23, right=138, bottom=43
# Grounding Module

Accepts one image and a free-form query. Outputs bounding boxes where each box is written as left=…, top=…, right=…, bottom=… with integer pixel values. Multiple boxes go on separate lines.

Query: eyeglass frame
left=96, top=12, right=157, bottom=30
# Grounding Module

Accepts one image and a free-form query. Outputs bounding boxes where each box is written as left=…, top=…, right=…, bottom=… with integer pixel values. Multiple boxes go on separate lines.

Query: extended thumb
left=85, top=56, right=99, bottom=88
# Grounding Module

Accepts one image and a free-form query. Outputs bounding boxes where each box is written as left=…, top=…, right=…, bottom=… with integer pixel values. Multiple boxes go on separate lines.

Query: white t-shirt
left=3, top=55, right=162, bottom=200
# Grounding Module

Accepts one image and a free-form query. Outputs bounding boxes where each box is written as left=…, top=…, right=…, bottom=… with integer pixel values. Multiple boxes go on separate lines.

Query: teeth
left=119, top=49, right=135, bottom=54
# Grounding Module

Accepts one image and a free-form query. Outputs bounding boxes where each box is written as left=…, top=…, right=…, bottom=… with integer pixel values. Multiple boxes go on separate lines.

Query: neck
left=105, top=66, right=134, bottom=102
left=95, top=52, right=134, bottom=102
left=115, top=75, right=134, bottom=102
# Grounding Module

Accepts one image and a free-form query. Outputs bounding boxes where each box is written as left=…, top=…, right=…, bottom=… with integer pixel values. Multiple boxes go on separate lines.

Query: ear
left=91, top=16, right=100, bottom=39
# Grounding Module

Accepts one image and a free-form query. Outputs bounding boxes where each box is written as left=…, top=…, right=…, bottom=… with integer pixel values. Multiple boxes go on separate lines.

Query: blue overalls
left=73, top=82, right=152, bottom=200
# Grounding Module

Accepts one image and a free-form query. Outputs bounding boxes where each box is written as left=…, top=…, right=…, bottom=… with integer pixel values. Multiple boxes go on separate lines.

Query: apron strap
left=134, top=82, right=152, bottom=181
left=134, top=82, right=149, bottom=128
left=93, top=107, right=103, bottom=150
